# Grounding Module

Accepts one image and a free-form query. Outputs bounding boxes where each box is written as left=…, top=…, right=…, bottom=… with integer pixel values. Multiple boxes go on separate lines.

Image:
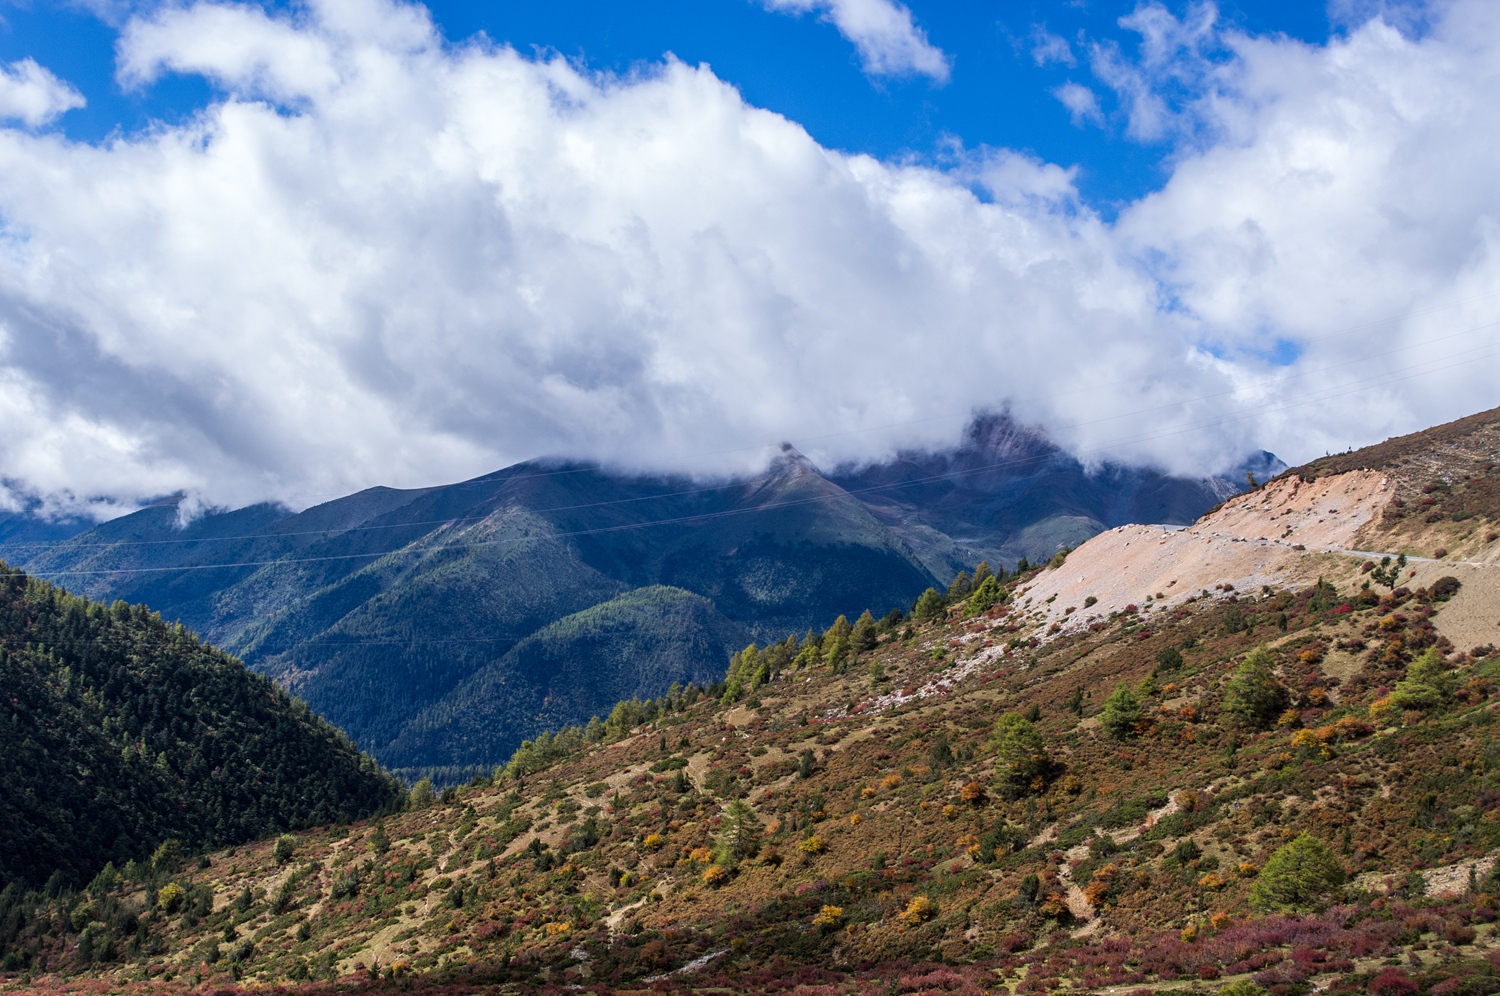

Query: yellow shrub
left=1198, top=872, right=1225, bottom=890
left=1290, top=729, right=1318, bottom=750
left=1210, top=912, right=1232, bottom=930
left=702, top=865, right=729, bottom=887
left=798, top=836, right=827, bottom=855
left=897, top=895, right=933, bottom=928
left=848, top=813, right=862, bottom=826
left=941, top=804, right=959, bottom=819
left=1237, top=862, right=1260, bottom=878
left=764, top=820, right=782, bottom=836
left=880, top=774, right=903, bottom=790
left=860, top=786, right=876, bottom=799
left=1370, top=696, right=1393, bottom=722
left=811, top=905, right=844, bottom=928
left=643, top=833, right=665, bottom=850
left=688, top=846, right=713, bottom=863
left=1180, top=923, right=1198, bottom=943
left=156, top=882, right=185, bottom=913
left=544, top=921, right=572, bottom=936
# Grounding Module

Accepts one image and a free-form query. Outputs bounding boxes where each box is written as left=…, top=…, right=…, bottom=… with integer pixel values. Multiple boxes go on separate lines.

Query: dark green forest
left=0, top=562, right=403, bottom=891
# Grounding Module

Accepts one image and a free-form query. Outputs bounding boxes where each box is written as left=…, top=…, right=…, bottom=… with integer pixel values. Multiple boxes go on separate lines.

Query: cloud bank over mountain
left=0, top=0, right=1497, bottom=516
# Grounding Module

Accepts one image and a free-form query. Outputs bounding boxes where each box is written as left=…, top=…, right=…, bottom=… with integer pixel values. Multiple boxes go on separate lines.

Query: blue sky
left=1, top=0, right=1331, bottom=208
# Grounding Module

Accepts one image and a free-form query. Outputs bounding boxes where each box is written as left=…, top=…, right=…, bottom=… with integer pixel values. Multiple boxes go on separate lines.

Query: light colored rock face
left=1202, top=470, right=1393, bottom=550
left=1013, top=470, right=1412, bottom=637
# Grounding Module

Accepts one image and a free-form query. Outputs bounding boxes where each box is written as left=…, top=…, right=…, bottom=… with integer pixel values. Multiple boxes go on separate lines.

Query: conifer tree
left=1100, top=685, right=1142, bottom=740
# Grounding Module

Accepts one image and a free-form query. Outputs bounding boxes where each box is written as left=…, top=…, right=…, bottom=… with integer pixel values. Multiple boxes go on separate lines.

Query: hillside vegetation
left=5, top=407, right=1500, bottom=996
left=0, top=562, right=403, bottom=895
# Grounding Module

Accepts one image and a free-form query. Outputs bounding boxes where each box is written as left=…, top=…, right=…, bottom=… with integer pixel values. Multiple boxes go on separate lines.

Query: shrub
left=272, top=834, right=297, bottom=865
left=156, top=882, right=185, bottom=913
left=1368, top=968, right=1419, bottom=996
left=798, top=835, right=827, bottom=855
left=897, top=895, right=934, bottom=927
left=643, top=833, right=665, bottom=850
left=702, top=865, right=729, bottom=887
left=1250, top=833, right=1345, bottom=912
left=1217, top=983, right=1266, bottom=996
left=811, top=905, right=844, bottom=929
left=1157, top=647, right=1183, bottom=672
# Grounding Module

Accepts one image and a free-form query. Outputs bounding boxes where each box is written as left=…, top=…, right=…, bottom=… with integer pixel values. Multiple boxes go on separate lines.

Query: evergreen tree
left=913, top=588, right=945, bottom=622
left=1389, top=648, right=1455, bottom=712
left=1100, top=685, right=1142, bottom=740
left=850, top=610, right=879, bottom=653
left=714, top=799, right=763, bottom=870
left=966, top=576, right=1004, bottom=615
left=823, top=616, right=852, bottom=671
left=990, top=713, right=1053, bottom=798
left=1222, top=648, right=1289, bottom=728
left=1250, top=833, right=1346, bottom=912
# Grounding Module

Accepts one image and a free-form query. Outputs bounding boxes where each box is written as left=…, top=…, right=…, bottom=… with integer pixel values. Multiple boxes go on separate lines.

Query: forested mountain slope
left=0, top=562, right=403, bottom=893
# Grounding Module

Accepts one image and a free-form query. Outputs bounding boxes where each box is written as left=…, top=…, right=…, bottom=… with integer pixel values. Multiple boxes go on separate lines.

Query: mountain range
left=0, top=415, right=1278, bottom=778
left=4, top=404, right=1495, bottom=994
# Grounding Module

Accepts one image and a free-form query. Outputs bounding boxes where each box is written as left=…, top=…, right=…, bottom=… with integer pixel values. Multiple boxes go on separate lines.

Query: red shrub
left=1197, top=965, right=1221, bottom=980
left=1444, top=924, right=1476, bottom=945
left=1368, top=968, right=1419, bottom=996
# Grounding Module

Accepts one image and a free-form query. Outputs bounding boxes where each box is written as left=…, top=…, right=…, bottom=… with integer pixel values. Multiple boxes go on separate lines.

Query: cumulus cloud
left=0, top=59, right=85, bottom=127
left=0, top=0, right=1495, bottom=515
left=763, top=0, right=950, bottom=82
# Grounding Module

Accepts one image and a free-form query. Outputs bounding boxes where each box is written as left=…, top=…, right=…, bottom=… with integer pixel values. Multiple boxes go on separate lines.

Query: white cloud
left=0, top=0, right=1495, bottom=514
left=1088, top=1, right=1224, bottom=142
left=1030, top=26, right=1076, bottom=67
left=0, top=59, right=84, bottom=127
left=1053, top=82, right=1103, bottom=127
left=763, top=0, right=950, bottom=82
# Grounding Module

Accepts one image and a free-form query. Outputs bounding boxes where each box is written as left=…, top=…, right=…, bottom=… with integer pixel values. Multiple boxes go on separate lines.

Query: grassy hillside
left=0, top=562, right=403, bottom=894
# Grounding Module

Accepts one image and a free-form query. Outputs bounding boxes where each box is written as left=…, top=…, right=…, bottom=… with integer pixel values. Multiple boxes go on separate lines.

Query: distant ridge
left=0, top=416, right=1272, bottom=773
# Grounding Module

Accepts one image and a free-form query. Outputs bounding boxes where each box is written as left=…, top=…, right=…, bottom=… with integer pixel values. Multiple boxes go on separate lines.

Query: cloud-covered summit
left=0, top=0, right=1496, bottom=518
